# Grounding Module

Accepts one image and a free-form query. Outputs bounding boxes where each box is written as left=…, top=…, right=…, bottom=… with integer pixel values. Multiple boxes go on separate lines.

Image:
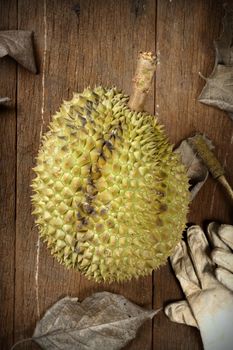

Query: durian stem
left=128, top=52, right=157, bottom=112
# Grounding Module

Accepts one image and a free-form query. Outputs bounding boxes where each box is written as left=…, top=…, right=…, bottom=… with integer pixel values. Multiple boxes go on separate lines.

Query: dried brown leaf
left=33, top=292, right=158, bottom=350
left=215, top=5, right=233, bottom=65
left=199, top=65, right=233, bottom=114
left=175, top=136, right=209, bottom=200
left=198, top=5, right=233, bottom=120
left=0, top=30, right=37, bottom=73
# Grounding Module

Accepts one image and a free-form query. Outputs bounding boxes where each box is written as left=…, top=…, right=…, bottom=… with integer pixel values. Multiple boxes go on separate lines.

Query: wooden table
left=1, top=0, right=232, bottom=349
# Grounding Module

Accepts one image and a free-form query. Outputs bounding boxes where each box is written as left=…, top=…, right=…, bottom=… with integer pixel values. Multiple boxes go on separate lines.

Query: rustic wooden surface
left=0, top=0, right=232, bottom=349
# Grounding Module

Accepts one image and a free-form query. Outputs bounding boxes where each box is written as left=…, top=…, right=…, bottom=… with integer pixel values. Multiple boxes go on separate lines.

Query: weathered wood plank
left=70, top=1, right=155, bottom=349
left=15, top=1, right=155, bottom=349
left=15, top=0, right=48, bottom=346
left=0, top=1, right=17, bottom=349
left=154, top=0, right=233, bottom=349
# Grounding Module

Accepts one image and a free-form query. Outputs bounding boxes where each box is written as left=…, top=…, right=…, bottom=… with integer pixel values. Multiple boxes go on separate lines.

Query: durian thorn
left=128, top=51, right=157, bottom=112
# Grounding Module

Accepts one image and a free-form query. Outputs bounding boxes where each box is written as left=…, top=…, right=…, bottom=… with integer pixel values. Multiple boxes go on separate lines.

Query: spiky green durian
left=32, top=86, right=189, bottom=283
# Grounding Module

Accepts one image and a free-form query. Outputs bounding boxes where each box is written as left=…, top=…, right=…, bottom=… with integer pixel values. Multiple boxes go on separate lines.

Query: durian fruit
left=32, top=52, right=189, bottom=283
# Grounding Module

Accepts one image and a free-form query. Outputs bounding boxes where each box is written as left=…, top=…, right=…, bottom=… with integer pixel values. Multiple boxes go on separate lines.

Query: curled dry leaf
left=175, top=135, right=209, bottom=200
left=199, top=64, right=233, bottom=120
left=0, top=30, right=37, bottom=73
left=33, top=291, right=159, bottom=350
left=198, top=5, right=233, bottom=121
left=215, top=5, right=233, bottom=66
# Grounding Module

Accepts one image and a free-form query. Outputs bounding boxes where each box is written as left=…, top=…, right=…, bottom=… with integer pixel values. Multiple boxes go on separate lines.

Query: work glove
left=165, top=223, right=233, bottom=350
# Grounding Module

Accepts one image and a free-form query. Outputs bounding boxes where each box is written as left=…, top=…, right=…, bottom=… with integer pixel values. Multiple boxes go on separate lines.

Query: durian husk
left=32, top=85, right=189, bottom=283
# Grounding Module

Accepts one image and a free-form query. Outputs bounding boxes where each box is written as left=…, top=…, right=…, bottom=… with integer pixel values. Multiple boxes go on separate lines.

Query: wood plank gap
left=13, top=0, right=19, bottom=344
left=13, top=53, right=18, bottom=348
left=0, top=2, right=17, bottom=346
left=151, top=272, right=155, bottom=350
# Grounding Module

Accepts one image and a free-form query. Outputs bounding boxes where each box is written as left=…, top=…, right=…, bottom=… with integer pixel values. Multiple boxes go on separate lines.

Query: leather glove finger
left=212, top=248, right=233, bottom=273
left=170, top=240, right=200, bottom=297
left=165, top=300, right=198, bottom=328
left=207, top=222, right=230, bottom=252
left=215, top=267, right=233, bottom=291
left=218, top=225, right=233, bottom=250
left=187, top=226, right=216, bottom=289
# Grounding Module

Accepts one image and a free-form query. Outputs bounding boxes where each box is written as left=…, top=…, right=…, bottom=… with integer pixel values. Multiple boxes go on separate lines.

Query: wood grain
left=1, top=0, right=233, bottom=349
left=15, top=0, right=47, bottom=346
left=14, top=1, right=155, bottom=349
left=0, top=1, right=17, bottom=349
left=154, top=0, right=233, bottom=349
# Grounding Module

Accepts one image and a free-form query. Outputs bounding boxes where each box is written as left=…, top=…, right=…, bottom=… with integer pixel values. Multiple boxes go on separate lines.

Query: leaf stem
left=10, top=338, right=33, bottom=350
